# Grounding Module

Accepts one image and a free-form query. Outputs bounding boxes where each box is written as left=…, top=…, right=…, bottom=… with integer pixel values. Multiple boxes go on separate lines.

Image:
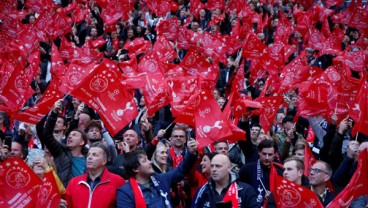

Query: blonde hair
left=151, top=142, right=168, bottom=173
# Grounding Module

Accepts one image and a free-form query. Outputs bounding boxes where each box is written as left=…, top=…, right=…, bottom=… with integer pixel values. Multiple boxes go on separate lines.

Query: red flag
left=164, top=63, right=186, bottom=77
left=241, top=32, right=268, bottom=59
left=177, top=26, right=196, bottom=50
left=121, top=73, right=147, bottom=90
left=198, top=32, right=228, bottom=64
left=297, top=73, right=338, bottom=118
left=270, top=163, right=324, bottom=208
left=35, top=171, right=61, bottom=208
left=123, top=38, right=152, bottom=56
left=205, top=0, right=225, bottom=11
left=47, top=11, right=73, bottom=40
left=146, top=0, right=172, bottom=16
left=33, top=11, right=52, bottom=42
left=233, top=98, right=263, bottom=118
left=0, top=158, right=42, bottom=207
left=190, top=0, right=205, bottom=18
left=141, top=73, right=171, bottom=116
left=350, top=83, right=368, bottom=136
left=326, top=149, right=368, bottom=208
left=0, top=68, right=35, bottom=110
left=118, top=56, right=139, bottom=76
left=194, top=90, right=232, bottom=148
left=13, top=78, right=63, bottom=124
left=51, top=43, right=66, bottom=77
left=153, top=36, right=178, bottom=62
left=91, top=36, right=107, bottom=48
left=60, top=63, right=97, bottom=94
left=100, top=0, right=131, bottom=25
left=71, top=59, right=138, bottom=136
left=307, top=28, right=327, bottom=51
left=138, top=51, right=165, bottom=75
left=325, top=0, right=344, bottom=8
left=180, top=49, right=218, bottom=81
left=166, top=76, right=201, bottom=117
left=278, top=57, right=321, bottom=94
left=24, top=0, right=53, bottom=13
left=275, top=12, right=293, bottom=44
left=325, top=66, right=363, bottom=123
left=255, top=96, right=284, bottom=134
left=305, top=126, right=315, bottom=143
left=303, top=144, right=316, bottom=176
left=174, top=90, right=202, bottom=126
left=156, top=17, right=179, bottom=41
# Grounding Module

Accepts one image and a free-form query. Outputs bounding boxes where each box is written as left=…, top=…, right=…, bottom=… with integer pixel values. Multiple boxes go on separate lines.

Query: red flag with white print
left=297, top=73, right=338, bottom=118
left=71, top=59, right=138, bottom=136
left=255, top=96, right=284, bottom=134
left=241, top=32, right=268, bottom=59
left=46, top=11, right=72, bottom=41
left=13, top=78, right=63, bottom=124
left=0, top=68, right=35, bottom=110
left=274, top=12, right=293, bottom=44
left=138, top=51, right=165, bottom=75
left=349, top=83, right=368, bottom=136
left=153, top=36, right=178, bottom=62
left=194, top=90, right=232, bottom=148
left=0, top=158, right=42, bottom=208
left=177, top=26, right=196, bottom=50
left=123, top=38, right=152, bottom=56
left=35, top=171, right=61, bottom=208
left=141, top=72, right=171, bottom=116
left=166, top=75, right=201, bottom=117
left=164, top=63, right=186, bottom=77
left=146, top=0, right=172, bottom=16
left=326, top=149, right=368, bottom=208
left=270, top=163, right=324, bottom=208
left=51, top=43, right=67, bottom=77
left=156, top=17, right=179, bottom=41
left=119, top=56, right=139, bottom=76
left=60, top=63, right=98, bottom=94
left=198, top=32, right=228, bottom=64
left=180, top=49, right=218, bottom=81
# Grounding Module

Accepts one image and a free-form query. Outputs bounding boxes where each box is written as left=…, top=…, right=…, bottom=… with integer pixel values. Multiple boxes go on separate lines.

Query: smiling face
left=154, top=145, right=168, bottom=166
left=200, top=155, right=211, bottom=174
left=170, top=129, right=186, bottom=149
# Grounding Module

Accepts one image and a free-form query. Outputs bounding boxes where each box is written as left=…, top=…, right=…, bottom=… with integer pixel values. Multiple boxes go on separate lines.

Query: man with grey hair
left=63, top=142, right=125, bottom=207
left=308, top=161, right=335, bottom=206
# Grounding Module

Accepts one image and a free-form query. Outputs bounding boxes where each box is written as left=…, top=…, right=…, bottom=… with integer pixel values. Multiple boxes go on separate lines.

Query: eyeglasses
left=172, top=135, right=185, bottom=139
left=308, top=168, right=328, bottom=174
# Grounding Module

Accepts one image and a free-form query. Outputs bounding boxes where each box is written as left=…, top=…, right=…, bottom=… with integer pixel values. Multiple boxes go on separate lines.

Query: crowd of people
left=0, top=0, right=368, bottom=207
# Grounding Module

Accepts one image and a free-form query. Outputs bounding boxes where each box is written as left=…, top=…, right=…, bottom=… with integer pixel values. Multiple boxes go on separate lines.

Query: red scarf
left=169, top=148, right=183, bottom=168
left=129, top=178, right=147, bottom=208
left=222, top=182, right=239, bottom=208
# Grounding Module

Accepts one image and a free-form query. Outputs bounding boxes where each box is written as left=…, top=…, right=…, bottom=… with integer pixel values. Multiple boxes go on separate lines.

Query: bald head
left=211, top=154, right=232, bottom=184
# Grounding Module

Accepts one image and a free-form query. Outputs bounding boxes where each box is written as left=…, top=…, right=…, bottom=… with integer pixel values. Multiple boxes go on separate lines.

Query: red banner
left=0, top=158, right=42, bottom=208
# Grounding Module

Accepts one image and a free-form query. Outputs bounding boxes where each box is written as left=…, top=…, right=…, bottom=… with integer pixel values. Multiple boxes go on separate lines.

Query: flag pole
left=164, top=122, right=175, bottom=131
left=355, top=132, right=359, bottom=141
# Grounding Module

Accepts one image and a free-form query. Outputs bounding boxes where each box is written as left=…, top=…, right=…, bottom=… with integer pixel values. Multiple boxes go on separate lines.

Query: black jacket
left=39, top=111, right=87, bottom=187
left=192, top=176, right=261, bottom=208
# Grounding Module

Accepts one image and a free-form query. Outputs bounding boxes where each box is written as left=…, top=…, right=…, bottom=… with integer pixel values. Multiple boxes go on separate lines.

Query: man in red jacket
left=63, top=142, right=125, bottom=208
